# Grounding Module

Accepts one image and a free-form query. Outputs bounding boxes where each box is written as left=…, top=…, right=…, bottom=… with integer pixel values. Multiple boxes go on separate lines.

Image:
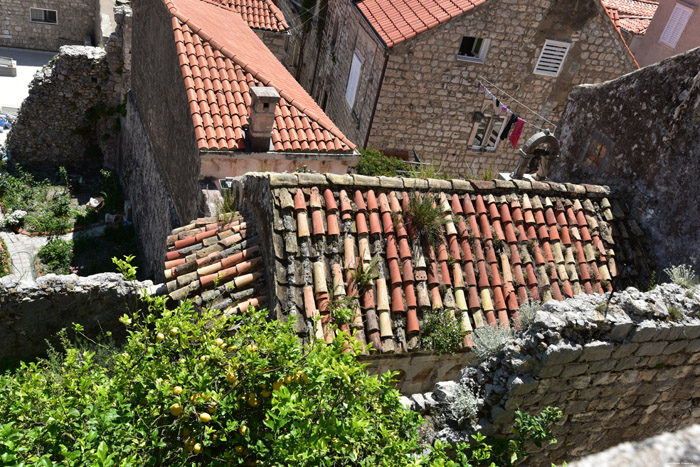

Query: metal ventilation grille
left=533, top=40, right=571, bottom=77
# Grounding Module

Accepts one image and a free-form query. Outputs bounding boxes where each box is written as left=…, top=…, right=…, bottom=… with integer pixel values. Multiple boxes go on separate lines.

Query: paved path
left=1, top=206, right=106, bottom=281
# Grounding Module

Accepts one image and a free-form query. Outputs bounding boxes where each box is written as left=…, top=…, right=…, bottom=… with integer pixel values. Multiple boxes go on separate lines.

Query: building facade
left=0, top=0, right=98, bottom=51
left=296, top=0, right=638, bottom=177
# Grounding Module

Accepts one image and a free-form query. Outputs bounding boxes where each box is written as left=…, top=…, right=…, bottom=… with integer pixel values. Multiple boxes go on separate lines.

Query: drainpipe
left=364, top=49, right=389, bottom=148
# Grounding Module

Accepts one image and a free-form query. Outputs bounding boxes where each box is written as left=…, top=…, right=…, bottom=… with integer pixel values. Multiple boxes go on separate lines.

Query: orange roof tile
left=356, top=0, right=484, bottom=48
left=207, top=0, right=288, bottom=32
left=167, top=0, right=355, bottom=152
left=601, top=0, right=658, bottom=35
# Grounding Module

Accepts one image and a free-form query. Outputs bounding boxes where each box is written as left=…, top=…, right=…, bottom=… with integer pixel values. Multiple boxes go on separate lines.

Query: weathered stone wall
left=6, top=7, right=132, bottom=170
left=552, top=46, right=700, bottom=273
left=0, top=0, right=97, bottom=51
left=410, top=283, right=700, bottom=465
left=310, top=0, right=637, bottom=176
left=130, top=0, right=201, bottom=227
left=0, top=273, right=161, bottom=363
left=118, top=93, right=179, bottom=281
left=255, top=30, right=289, bottom=65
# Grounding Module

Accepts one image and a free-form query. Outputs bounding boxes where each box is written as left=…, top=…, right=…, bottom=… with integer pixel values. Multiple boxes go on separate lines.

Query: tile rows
left=207, top=0, right=288, bottom=32
left=163, top=214, right=267, bottom=315
left=271, top=186, right=649, bottom=353
left=356, top=0, right=484, bottom=47
left=601, top=0, right=658, bottom=34
left=173, top=19, right=353, bottom=152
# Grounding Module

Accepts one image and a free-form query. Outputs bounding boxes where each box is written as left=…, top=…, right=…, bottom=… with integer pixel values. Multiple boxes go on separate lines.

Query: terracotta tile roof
left=355, top=0, right=486, bottom=48
left=601, top=0, right=658, bottom=35
left=260, top=174, right=650, bottom=354
left=163, top=212, right=268, bottom=311
left=167, top=0, right=354, bottom=152
left=206, top=0, right=288, bottom=32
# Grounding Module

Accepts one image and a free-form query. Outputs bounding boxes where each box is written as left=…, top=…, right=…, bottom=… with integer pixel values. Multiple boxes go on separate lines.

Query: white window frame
left=659, top=3, right=693, bottom=49
left=470, top=115, right=506, bottom=152
left=457, top=36, right=491, bottom=63
left=29, top=8, right=58, bottom=25
left=533, top=39, right=571, bottom=77
left=345, top=51, right=363, bottom=108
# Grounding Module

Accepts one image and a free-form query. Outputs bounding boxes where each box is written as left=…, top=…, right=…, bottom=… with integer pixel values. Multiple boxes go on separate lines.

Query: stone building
left=0, top=0, right=99, bottom=51
left=122, top=0, right=358, bottom=278
left=295, top=0, right=638, bottom=177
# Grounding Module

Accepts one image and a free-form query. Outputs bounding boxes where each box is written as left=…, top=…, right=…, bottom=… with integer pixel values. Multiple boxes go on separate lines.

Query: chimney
left=248, top=86, right=281, bottom=152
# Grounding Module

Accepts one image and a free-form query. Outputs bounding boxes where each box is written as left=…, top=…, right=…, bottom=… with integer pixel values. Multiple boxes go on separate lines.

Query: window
left=470, top=115, right=506, bottom=151
left=581, top=131, right=614, bottom=170
left=457, top=36, right=490, bottom=63
left=345, top=52, right=362, bottom=107
left=533, top=39, right=571, bottom=77
left=659, top=3, right=693, bottom=49
left=29, top=8, right=57, bottom=24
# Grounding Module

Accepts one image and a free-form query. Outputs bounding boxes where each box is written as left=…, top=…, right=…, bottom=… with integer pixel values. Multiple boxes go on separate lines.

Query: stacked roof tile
left=163, top=174, right=651, bottom=354
left=163, top=213, right=267, bottom=314
left=207, top=0, right=288, bottom=32
left=601, top=0, right=658, bottom=35
left=166, top=0, right=354, bottom=152
left=355, top=0, right=484, bottom=47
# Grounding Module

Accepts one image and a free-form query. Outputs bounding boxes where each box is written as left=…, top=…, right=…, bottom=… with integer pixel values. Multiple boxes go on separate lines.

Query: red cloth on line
left=509, top=118, right=525, bottom=148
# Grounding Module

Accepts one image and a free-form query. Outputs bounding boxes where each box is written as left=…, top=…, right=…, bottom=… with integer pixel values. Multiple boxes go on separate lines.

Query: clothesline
left=476, top=76, right=557, bottom=132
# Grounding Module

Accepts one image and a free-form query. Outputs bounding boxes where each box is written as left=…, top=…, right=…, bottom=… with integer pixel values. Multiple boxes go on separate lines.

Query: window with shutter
left=533, top=40, right=571, bottom=77
left=659, top=3, right=693, bottom=49
left=29, top=8, right=58, bottom=24
left=470, top=116, right=506, bottom=151
left=345, top=52, right=362, bottom=108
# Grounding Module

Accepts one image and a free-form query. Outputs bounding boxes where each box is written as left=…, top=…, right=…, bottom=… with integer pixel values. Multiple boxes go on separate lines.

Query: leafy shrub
left=515, top=300, right=540, bottom=329
left=0, top=237, right=10, bottom=277
left=664, top=264, right=699, bottom=288
left=446, top=383, right=480, bottom=426
left=421, top=310, right=465, bottom=355
left=402, top=191, right=447, bottom=246
left=37, top=237, right=74, bottom=275
left=354, top=147, right=411, bottom=177
left=471, top=323, right=515, bottom=359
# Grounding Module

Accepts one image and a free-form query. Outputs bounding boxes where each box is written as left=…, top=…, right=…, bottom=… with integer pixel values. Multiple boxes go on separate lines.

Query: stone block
left=352, top=174, right=380, bottom=187
left=427, top=178, right=452, bottom=190
left=538, top=364, right=564, bottom=379
left=268, top=173, right=299, bottom=187
left=686, top=339, right=700, bottom=354
left=635, top=340, right=668, bottom=357
left=616, top=370, right=640, bottom=384
left=592, top=372, right=618, bottom=386
left=508, top=375, right=538, bottom=396
left=611, top=342, right=638, bottom=359
left=629, top=321, right=660, bottom=342
left=614, top=357, right=641, bottom=371
left=579, top=341, right=614, bottom=361
left=451, top=179, right=473, bottom=192
left=560, top=363, right=589, bottom=378
left=680, top=323, right=700, bottom=339
left=661, top=339, right=689, bottom=355
left=378, top=176, right=404, bottom=189
left=326, top=173, right=353, bottom=186
left=544, top=342, right=583, bottom=365
left=297, top=173, right=328, bottom=186
left=588, top=359, right=616, bottom=372
left=566, top=399, right=590, bottom=413
left=402, top=178, right=429, bottom=189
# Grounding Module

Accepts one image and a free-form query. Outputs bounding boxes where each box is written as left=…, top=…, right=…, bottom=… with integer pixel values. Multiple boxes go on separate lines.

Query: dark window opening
left=30, top=8, right=57, bottom=24
left=459, top=36, right=483, bottom=58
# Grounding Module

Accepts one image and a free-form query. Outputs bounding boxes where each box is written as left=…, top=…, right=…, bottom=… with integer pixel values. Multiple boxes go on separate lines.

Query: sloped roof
left=164, top=173, right=652, bottom=355
left=355, top=0, right=485, bottom=48
left=163, top=214, right=267, bottom=312
left=601, top=0, right=658, bottom=35
left=167, top=0, right=355, bottom=152
left=207, top=0, right=289, bottom=32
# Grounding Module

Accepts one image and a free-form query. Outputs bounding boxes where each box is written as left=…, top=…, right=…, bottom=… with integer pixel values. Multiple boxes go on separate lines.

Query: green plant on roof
left=353, top=146, right=411, bottom=177
left=471, top=323, right=515, bottom=359
left=351, top=256, right=380, bottom=293
left=421, top=309, right=465, bottom=355
left=664, top=264, right=699, bottom=288
left=402, top=191, right=448, bottom=247
left=216, top=188, right=237, bottom=223
left=327, top=289, right=357, bottom=327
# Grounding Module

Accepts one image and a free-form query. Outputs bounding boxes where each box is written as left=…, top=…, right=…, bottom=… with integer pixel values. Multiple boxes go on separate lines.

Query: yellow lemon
left=212, top=433, right=219, bottom=441
left=228, top=345, right=238, bottom=351
left=215, top=338, right=224, bottom=346
left=156, top=332, right=165, bottom=342
left=170, top=327, right=179, bottom=336
left=173, top=386, right=183, bottom=395
left=178, top=358, right=185, bottom=364
left=235, top=446, right=244, bottom=456
left=239, top=425, right=248, bottom=436
left=199, top=355, right=208, bottom=362
left=193, top=443, right=202, bottom=454
left=262, top=390, right=271, bottom=398
left=220, top=343, right=227, bottom=350
left=226, top=372, right=237, bottom=385
left=170, top=403, right=183, bottom=416
left=199, top=412, right=212, bottom=423
left=294, top=375, right=300, bottom=383
left=182, top=428, right=191, bottom=438
left=247, top=395, right=259, bottom=407
left=283, top=375, right=292, bottom=384
left=273, top=380, right=283, bottom=391
left=301, top=374, right=309, bottom=384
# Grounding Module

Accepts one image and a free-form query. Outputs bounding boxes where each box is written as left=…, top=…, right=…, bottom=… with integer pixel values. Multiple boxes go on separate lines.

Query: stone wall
left=0, top=0, right=97, bottom=51
left=6, top=7, right=132, bottom=170
left=118, top=93, right=179, bottom=281
left=408, top=283, right=700, bottom=465
left=0, top=273, right=161, bottom=363
left=255, top=30, right=289, bottom=65
left=310, top=0, right=637, bottom=176
left=130, top=0, right=201, bottom=227
left=552, top=46, right=700, bottom=273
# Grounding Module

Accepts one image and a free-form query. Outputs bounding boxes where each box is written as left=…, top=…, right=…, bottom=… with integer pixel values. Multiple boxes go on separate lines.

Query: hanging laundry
left=501, top=104, right=507, bottom=113
left=509, top=118, right=525, bottom=148
left=500, top=113, right=519, bottom=140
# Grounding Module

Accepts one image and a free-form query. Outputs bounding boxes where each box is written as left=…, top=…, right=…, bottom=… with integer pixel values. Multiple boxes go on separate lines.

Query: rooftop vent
left=248, top=86, right=281, bottom=152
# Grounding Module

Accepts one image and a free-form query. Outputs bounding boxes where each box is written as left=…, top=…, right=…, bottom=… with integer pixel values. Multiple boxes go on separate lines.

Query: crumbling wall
left=0, top=273, right=161, bottom=363
left=409, top=283, right=700, bottom=465
left=7, top=8, right=132, bottom=170
left=552, top=46, right=700, bottom=272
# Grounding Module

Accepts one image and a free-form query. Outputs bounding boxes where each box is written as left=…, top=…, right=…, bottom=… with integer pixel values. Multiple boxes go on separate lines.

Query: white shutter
left=659, top=3, right=693, bottom=49
left=345, top=52, right=362, bottom=107
left=533, top=40, right=571, bottom=77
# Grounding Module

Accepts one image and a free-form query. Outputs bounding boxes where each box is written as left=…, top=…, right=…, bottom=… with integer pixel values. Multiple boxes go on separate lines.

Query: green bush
left=37, top=237, right=74, bottom=275
left=421, top=310, right=465, bottom=355
left=0, top=237, right=10, bottom=277
left=354, top=147, right=411, bottom=177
